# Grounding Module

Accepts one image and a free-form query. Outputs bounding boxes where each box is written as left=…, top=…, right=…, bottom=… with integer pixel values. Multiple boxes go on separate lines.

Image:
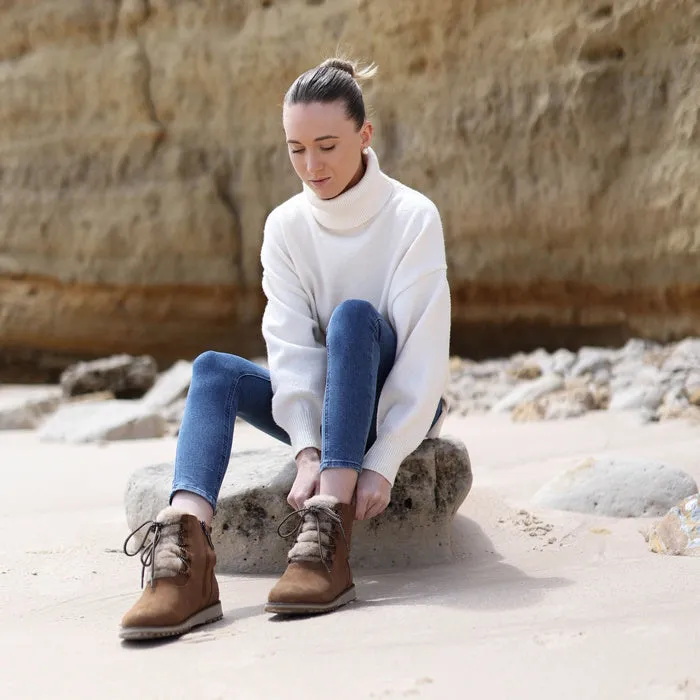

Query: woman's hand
left=287, top=447, right=321, bottom=510
left=355, top=470, right=391, bottom=520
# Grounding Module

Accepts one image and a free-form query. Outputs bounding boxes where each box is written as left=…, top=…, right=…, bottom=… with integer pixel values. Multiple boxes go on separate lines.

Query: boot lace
left=123, top=519, right=190, bottom=588
left=277, top=503, right=348, bottom=573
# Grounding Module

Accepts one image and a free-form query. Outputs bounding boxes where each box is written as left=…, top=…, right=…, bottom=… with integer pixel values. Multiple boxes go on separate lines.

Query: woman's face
left=283, top=100, right=373, bottom=200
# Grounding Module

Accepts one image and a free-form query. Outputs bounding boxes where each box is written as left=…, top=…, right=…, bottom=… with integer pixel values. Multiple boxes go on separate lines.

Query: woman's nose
left=306, top=153, right=322, bottom=173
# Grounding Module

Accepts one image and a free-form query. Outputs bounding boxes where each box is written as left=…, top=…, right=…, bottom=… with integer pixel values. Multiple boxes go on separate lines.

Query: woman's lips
left=310, top=177, right=331, bottom=188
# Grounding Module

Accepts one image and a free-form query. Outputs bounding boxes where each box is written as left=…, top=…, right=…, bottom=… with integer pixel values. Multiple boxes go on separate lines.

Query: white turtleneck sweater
left=260, top=147, right=451, bottom=485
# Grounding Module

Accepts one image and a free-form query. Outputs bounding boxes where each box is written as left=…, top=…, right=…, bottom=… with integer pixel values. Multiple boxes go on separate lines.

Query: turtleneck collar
left=302, top=147, right=394, bottom=232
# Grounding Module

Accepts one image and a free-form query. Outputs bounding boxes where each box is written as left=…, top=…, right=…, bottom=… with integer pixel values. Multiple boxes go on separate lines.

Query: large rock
left=60, top=355, right=157, bottom=399
left=141, top=360, right=192, bottom=410
left=125, top=438, right=473, bottom=573
left=649, top=494, right=700, bottom=557
left=0, top=388, right=62, bottom=429
left=533, top=456, right=698, bottom=518
left=2, top=1, right=700, bottom=379
left=39, top=399, right=166, bottom=443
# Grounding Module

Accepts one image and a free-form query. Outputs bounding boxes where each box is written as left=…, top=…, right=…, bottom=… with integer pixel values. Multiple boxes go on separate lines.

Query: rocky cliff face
left=2, top=0, right=699, bottom=379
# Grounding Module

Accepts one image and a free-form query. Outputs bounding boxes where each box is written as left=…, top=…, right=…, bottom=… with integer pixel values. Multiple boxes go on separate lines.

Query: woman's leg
left=319, top=299, right=397, bottom=503
left=171, top=350, right=290, bottom=524
left=265, top=299, right=397, bottom=614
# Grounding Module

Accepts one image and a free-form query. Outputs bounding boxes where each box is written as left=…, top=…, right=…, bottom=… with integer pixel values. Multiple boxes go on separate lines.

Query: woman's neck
left=338, top=153, right=367, bottom=197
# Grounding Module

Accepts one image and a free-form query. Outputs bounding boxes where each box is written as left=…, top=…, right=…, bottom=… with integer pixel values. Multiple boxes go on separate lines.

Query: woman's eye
left=291, top=148, right=304, bottom=154
left=320, top=145, right=336, bottom=152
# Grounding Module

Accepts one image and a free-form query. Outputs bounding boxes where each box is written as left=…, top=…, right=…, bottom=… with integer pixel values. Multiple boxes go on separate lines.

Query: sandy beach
left=1, top=409, right=699, bottom=700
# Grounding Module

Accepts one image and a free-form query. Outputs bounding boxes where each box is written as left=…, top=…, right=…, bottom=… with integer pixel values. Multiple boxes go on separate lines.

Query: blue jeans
left=171, top=299, right=442, bottom=510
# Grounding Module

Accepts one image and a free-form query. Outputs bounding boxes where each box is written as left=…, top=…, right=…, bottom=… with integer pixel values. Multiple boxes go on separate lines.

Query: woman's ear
left=360, top=121, right=373, bottom=150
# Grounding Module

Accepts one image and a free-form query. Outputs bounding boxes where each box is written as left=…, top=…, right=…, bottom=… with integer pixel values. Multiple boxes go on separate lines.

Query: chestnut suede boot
left=120, top=507, right=222, bottom=640
left=265, top=495, right=356, bottom=615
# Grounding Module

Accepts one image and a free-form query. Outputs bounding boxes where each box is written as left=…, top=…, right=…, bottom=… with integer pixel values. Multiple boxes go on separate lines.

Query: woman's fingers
left=364, top=497, right=389, bottom=521
left=355, top=492, right=369, bottom=520
left=364, top=501, right=379, bottom=520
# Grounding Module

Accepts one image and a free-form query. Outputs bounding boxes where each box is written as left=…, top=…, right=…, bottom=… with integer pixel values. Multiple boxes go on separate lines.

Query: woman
left=120, top=57, right=451, bottom=641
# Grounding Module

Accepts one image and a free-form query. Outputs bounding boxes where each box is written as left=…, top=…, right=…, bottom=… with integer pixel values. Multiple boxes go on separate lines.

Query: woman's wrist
left=296, top=446, right=321, bottom=464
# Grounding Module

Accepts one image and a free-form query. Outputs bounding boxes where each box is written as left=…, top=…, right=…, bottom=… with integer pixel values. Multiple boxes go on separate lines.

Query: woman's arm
left=361, top=206, right=451, bottom=486
left=260, top=214, right=327, bottom=458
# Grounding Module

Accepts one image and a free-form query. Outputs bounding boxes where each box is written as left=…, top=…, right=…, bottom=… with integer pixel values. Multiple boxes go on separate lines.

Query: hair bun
left=320, top=58, right=356, bottom=77
left=319, top=57, right=378, bottom=82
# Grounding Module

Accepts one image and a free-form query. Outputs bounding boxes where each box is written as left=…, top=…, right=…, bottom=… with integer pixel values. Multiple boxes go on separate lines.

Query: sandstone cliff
left=1, top=0, right=699, bottom=379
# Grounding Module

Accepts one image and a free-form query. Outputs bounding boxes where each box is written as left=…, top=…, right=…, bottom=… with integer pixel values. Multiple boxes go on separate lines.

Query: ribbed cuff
left=360, top=438, right=408, bottom=486
left=286, top=402, right=322, bottom=458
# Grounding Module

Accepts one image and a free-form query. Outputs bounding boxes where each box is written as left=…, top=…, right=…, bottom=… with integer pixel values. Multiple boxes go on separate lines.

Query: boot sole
left=119, top=601, right=223, bottom=641
left=264, top=585, right=357, bottom=615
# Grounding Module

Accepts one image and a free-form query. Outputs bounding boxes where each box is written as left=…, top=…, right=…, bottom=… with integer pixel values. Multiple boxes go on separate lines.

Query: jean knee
left=327, top=299, right=377, bottom=342
left=192, top=351, right=246, bottom=382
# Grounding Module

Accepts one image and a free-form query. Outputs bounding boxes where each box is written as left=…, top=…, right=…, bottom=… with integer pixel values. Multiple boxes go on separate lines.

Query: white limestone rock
left=491, top=375, right=564, bottom=413
left=0, top=388, right=62, bottom=430
left=38, top=400, right=166, bottom=443
left=533, top=456, right=698, bottom=517
left=124, top=438, right=473, bottom=573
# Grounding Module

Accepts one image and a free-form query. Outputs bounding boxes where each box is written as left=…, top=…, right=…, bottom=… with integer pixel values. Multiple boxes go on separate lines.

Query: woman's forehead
left=283, top=101, right=353, bottom=137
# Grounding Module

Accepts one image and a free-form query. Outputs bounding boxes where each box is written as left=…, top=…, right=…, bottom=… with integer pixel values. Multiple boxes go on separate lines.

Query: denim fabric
left=171, top=299, right=442, bottom=510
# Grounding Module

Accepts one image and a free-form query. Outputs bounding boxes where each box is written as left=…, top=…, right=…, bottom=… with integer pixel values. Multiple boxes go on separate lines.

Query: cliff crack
left=111, top=0, right=153, bottom=40
left=213, top=167, right=246, bottom=286
left=136, top=36, right=166, bottom=160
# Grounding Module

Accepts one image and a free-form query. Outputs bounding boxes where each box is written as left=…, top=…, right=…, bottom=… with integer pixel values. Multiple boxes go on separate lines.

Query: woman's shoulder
left=387, top=178, right=441, bottom=222
left=265, top=192, right=307, bottom=228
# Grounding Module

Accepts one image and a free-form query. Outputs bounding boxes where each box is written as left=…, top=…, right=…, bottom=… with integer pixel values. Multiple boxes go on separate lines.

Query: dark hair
left=284, top=57, right=377, bottom=131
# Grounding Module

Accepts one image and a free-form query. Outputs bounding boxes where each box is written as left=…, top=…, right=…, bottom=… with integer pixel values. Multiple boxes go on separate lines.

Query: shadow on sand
left=122, top=515, right=573, bottom=638
left=268, top=515, right=572, bottom=622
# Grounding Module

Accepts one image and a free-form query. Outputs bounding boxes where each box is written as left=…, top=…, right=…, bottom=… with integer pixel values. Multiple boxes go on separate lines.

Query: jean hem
left=319, top=460, right=363, bottom=473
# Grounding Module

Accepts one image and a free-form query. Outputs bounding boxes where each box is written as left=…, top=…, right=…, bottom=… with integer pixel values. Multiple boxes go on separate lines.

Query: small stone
left=620, top=338, right=652, bottom=359
left=609, top=385, right=665, bottom=411
left=510, top=363, right=542, bottom=380
left=0, top=389, right=62, bottom=430
left=592, top=368, right=611, bottom=385
left=638, top=407, right=658, bottom=424
left=532, top=456, right=698, bottom=517
left=551, top=348, right=576, bottom=375
left=592, top=385, right=610, bottom=410
left=689, top=388, right=700, bottom=407
left=491, top=374, right=564, bottom=413
left=141, top=360, right=192, bottom=410
left=38, top=400, right=166, bottom=443
left=467, top=360, right=508, bottom=379
left=125, top=438, right=473, bottom=573
left=649, top=494, right=700, bottom=556
left=542, top=388, right=594, bottom=420
left=60, top=354, right=157, bottom=399
left=570, top=347, right=614, bottom=378
left=511, top=401, right=545, bottom=422
left=657, top=403, right=700, bottom=423
left=527, top=348, right=552, bottom=373
left=685, top=371, right=700, bottom=395
left=662, top=338, right=700, bottom=373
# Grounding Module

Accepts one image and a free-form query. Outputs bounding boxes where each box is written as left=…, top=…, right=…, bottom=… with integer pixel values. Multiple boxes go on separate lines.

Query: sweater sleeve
left=260, top=214, right=326, bottom=457
left=361, top=211, right=451, bottom=485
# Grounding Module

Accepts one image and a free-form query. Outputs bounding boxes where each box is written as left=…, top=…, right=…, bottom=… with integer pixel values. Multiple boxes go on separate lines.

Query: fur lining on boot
left=287, top=495, right=342, bottom=563
left=303, top=495, right=339, bottom=509
left=155, top=506, right=187, bottom=526
left=148, top=507, right=187, bottom=580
